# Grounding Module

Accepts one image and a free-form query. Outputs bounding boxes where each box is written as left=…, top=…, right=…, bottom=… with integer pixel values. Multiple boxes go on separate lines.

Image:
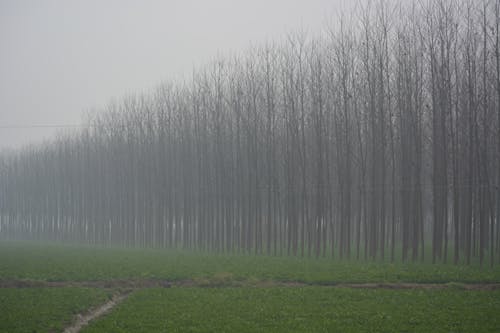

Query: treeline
left=1, top=0, right=499, bottom=265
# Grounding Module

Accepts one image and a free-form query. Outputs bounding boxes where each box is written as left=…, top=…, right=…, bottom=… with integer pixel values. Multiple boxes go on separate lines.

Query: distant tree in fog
left=1, top=0, right=500, bottom=265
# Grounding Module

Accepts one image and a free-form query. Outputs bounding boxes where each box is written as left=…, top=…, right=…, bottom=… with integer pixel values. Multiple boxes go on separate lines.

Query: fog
left=0, top=0, right=351, bottom=150
left=0, top=2, right=498, bottom=331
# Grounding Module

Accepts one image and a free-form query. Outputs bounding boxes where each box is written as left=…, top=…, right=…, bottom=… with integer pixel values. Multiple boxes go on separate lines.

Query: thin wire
left=0, top=125, right=85, bottom=129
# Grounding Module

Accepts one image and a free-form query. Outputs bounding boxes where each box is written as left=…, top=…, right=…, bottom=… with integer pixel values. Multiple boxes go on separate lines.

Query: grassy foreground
left=83, top=287, right=500, bottom=333
left=0, top=287, right=110, bottom=333
left=1, top=241, right=500, bottom=333
left=1, top=241, right=500, bottom=284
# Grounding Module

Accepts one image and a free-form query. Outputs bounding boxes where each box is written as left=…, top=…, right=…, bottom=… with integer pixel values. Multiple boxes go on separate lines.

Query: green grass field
left=1, top=241, right=499, bottom=284
left=82, top=287, right=500, bottom=333
left=1, top=241, right=500, bottom=332
left=0, top=287, right=110, bottom=333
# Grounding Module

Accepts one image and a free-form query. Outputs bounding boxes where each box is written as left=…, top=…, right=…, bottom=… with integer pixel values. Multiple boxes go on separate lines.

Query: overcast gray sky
left=0, top=0, right=351, bottom=150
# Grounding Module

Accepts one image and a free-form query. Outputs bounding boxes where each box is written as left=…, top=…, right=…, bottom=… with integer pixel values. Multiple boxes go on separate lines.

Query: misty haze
left=1, top=0, right=500, bottom=332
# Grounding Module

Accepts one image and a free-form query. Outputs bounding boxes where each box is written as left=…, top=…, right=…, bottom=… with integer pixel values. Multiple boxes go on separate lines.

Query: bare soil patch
left=63, top=291, right=130, bottom=333
left=334, top=282, right=500, bottom=290
left=1, top=278, right=499, bottom=290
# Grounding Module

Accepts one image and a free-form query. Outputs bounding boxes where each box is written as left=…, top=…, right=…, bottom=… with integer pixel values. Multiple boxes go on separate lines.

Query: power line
left=0, top=124, right=85, bottom=129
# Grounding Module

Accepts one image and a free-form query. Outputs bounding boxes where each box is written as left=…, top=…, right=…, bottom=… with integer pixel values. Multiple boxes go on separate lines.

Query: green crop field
left=0, top=287, right=110, bottom=333
left=1, top=241, right=500, bottom=332
left=1, top=241, right=500, bottom=284
left=82, top=287, right=500, bottom=333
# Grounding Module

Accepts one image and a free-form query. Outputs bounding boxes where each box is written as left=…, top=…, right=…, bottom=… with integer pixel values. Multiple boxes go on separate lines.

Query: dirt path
left=0, top=278, right=170, bottom=289
left=63, top=291, right=130, bottom=333
left=1, top=278, right=500, bottom=290
left=333, top=282, right=500, bottom=290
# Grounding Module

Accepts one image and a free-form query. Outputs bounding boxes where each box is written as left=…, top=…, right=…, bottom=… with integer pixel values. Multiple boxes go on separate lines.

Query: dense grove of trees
left=1, top=0, right=499, bottom=264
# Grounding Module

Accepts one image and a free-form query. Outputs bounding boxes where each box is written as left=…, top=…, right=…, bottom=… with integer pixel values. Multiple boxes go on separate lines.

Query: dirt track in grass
left=1, top=278, right=500, bottom=290
left=63, top=291, right=130, bottom=333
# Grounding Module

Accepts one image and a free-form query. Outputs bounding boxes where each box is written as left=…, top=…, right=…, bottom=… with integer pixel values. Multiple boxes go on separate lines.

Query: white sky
left=0, top=0, right=351, bottom=149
